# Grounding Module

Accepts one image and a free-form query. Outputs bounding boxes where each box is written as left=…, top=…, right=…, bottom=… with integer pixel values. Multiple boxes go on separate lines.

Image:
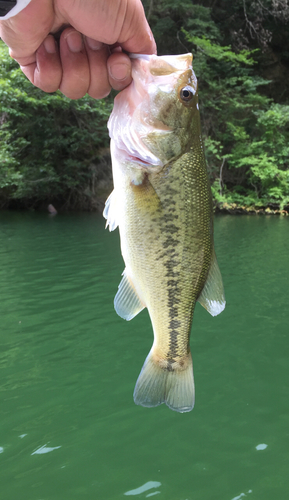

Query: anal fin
left=198, top=250, right=226, bottom=316
left=114, top=270, right=145, bottom=321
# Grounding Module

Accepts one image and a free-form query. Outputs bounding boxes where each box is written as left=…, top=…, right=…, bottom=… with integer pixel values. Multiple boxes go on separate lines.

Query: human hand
left=0, top=0, right=156, bottom=99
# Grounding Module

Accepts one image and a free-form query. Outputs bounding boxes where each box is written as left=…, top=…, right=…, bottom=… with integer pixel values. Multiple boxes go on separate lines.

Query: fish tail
left=133, top=350, right=195, bottom=413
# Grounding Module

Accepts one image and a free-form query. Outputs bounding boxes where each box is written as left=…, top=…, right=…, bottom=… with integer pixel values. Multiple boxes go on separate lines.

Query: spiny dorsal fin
left=198, top=250, right=226, bottom=316
left=114, top=270, right=145, bottom=321
left=103, top=190, right=118, bottom=231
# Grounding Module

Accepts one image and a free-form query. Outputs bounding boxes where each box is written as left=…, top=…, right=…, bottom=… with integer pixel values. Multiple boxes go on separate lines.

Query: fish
left=104, top=53, right=225, bottom=413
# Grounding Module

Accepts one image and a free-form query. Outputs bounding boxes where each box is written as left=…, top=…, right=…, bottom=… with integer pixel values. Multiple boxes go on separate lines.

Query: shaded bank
left=215, top=202, right=289, bottom=216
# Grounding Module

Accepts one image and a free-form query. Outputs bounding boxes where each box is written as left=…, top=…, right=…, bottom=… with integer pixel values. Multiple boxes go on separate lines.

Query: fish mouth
left=116, top=137, right=164, bottom=170
left=126, top=155, right=153, bottom=167
left=129, top=54, right=151, bottom=60
left=129, top=53, right=193, bottom=77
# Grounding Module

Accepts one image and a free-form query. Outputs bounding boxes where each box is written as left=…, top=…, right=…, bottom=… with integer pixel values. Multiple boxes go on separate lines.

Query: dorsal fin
left=198, top=250, right=226, bottom=316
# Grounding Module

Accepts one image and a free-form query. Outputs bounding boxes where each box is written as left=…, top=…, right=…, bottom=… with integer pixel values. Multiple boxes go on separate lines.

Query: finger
left=59, top=28, right=90, bottom=99
left=84, top=38, right=111, bottom=99
left=20, top=35, right=62, bottom=93
left=0, top=0, right=55, bottom=61
left=107, top=52, right=132, bottom=92
left=117, top=0, right=157, bottom=55
left=58, top=0, right=156, bottom=55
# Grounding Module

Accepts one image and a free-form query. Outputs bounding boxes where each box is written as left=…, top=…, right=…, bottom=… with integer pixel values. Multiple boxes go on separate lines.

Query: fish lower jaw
left=115, top=138, right=163, bottom=172
left=126, top=155, right=152, bottom=167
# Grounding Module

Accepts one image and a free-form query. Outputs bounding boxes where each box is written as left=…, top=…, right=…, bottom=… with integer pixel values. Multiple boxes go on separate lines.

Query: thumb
left=59, top=0, right=156, bottom=55
left=117, top=0, right=156, bottom=54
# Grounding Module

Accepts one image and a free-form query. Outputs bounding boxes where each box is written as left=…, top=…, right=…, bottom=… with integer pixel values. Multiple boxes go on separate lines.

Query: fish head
left=108, top=53, right=199, bottom=173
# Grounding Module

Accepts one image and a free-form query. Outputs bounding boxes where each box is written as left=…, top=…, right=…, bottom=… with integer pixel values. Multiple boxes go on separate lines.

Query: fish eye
left=179, top=86, right=195, bottom=103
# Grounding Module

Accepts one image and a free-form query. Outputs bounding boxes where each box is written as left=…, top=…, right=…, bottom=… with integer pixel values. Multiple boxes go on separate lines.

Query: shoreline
left=1, top=199, right=289, bottom=216
left=214, top=202, right=289, bottom=216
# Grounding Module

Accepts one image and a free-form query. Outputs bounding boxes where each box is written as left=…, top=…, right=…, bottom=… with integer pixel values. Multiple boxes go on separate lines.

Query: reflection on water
left=0, top=211, right=289, bottom=500
left=255, top=444, right=267, bottom=451
left=31, top=444, right=62, bottom=455
left=231, top=492, right=252, bottom=500
left=124, top=481, right=161, bottom=496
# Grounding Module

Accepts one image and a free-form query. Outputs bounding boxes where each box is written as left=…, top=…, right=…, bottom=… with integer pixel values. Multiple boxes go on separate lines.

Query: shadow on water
left=0, top=211, right=288, bottom=500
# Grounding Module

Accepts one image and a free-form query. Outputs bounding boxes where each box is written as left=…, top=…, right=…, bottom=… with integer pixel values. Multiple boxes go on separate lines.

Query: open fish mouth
left=129, top=54, right=151, bottom=60
left=116, top=128, right=164, bottom=168
left=108, top=53, right=191, bottom=172
left=126, top=155, right=155, bottom=167
left=129, top=53, right=193, bottom=75
left=109, top=108, right=172, bottom=171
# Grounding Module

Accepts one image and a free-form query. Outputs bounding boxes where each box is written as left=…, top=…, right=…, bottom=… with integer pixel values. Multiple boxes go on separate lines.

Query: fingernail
left=86, top=37, right=103, bottom=50
left=65, top=31, right=83, bottom=53
left=44, top=36, right=56, bottom=54
left=109, top=63, right=130, bottom=81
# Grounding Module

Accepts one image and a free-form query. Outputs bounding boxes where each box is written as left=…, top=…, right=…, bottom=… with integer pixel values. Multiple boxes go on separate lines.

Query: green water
left=0, top=211, right=288, bottom=500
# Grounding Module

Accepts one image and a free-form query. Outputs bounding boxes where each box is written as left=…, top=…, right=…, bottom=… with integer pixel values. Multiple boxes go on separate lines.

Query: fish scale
left=104, top=53, right=225, bottom=412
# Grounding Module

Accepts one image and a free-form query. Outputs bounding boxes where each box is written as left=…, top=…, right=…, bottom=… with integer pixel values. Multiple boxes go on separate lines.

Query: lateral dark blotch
left=164, top=258, right=180, bottom=278
left=168, top=298, right=180, bottom=308
left=162, top=236, right=178, bottom=248
left=161, top=199, right=176, bottom=210
left=163, top=213, right=178, bottom=223
left=167, top=279, right=179, bottom=287
left=169, top=319, right=181, bottom=329
left=165, top=269, right=180, bottom=278
left=168, top=332, right=179, bottom=357
left=168, top=287, right=181, bottom=306
left=163, top=223, right=179, bottom=235
left=169, top=306, right=178, bottom=318
left=165, top=185, right=179, bottom=196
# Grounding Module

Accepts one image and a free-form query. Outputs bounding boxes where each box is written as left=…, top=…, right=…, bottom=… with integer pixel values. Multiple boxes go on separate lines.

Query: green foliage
left=185, top=14, right=289, bottom=208
left=143, top=1, right=220, bottom=55
left=186, top=35, right=256, bottom=65
left=142, top=0, right=289, bottom=209
left=1, top=1, right=289, bottom=210
left=225, top=103, right=289, bottom=205
left=0, top=41, right=112, bottom=208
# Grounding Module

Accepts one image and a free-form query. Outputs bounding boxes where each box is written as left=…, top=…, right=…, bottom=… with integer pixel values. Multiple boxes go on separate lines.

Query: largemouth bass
left=104, top=53, right=225, bottom=413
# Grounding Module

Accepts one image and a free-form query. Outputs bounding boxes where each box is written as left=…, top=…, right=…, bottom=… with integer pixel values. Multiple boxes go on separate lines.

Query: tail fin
left=133, top=350, right=195, bottom=413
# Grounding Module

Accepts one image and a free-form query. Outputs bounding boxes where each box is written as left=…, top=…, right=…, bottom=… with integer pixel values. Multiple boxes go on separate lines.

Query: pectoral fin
left=198, top=250, right=226, bottom=316
left=114, top=270, right=145, bottom=321
left=103, top=190, right=118, bottom=231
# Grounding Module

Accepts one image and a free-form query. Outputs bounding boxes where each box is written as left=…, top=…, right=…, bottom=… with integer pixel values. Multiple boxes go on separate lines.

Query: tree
left=143, top=0, right=289, bottom=209
left=0, top=41, right=112, bottom=209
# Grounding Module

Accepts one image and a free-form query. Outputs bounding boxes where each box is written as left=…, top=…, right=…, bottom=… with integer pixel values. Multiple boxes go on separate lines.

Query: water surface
left=0, top=211, right=288, bottom=500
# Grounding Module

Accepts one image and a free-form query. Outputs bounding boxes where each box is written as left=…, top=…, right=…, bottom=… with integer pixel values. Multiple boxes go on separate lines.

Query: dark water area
left=0, top=211, right=288, bottom=500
